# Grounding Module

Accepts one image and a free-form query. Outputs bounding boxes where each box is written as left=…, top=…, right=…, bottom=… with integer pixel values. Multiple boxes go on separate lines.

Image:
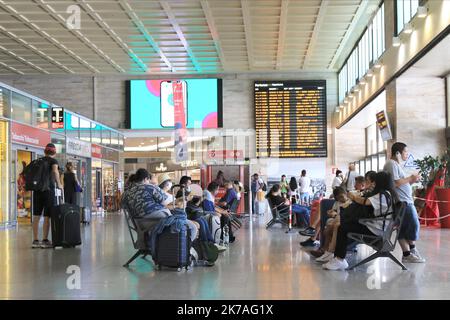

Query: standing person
left=251, top=173, right=264, bottom=213
left=214, top=170, right=225, bottom=187
left=32, top=143, right=63, bottom=249
left=343, top=164, right=358, bottom=192
left=61, top=162, right=80, bottom=205
left=289, top=176, right=298, bottom=203
left=233, top=180, right=242, bottom=201
left=331, top=170, right=343, bottom=190
left=383, top=142, right=425, bottom=263
left=299, top=170, right=311, bottom=206
left=280, top=175, right=289, bottom=198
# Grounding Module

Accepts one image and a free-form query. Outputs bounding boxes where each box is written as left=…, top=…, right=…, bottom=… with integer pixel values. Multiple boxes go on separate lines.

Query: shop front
left=148, top=160, right=201, bottom=185
left=65, top=137, right=91, bottom=211
left=102, top=147, right=120, bottom=213
left=91, top=144, right=102, bottom=213
left=0, top=120, right=10, bottom=227
left=10, top=121, right=51, bottom=226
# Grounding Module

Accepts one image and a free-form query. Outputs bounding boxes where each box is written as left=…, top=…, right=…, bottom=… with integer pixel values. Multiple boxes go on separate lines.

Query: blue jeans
left=292, top=204, right=310, bottom=227
left=194, top=217, right=214, bottom=243
left=399, top=203, right=420, bottom=241
left=300, top=192, right=310, bottom=205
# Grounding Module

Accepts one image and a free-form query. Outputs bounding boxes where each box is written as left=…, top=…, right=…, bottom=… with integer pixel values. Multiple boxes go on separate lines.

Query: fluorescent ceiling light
left=417, top=6, right=427, bottom=18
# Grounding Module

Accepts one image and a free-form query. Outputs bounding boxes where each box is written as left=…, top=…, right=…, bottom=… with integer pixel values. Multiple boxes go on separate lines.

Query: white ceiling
left=0, top=0, right=380, bottom=75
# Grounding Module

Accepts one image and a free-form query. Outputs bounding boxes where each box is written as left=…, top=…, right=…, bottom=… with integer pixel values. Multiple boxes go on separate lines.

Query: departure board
left=255, top=80, right=327, bottom=158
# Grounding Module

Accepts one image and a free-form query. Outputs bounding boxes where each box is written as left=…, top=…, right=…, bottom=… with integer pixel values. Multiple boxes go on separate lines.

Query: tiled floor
left=0, top=211, right=448, bottom=300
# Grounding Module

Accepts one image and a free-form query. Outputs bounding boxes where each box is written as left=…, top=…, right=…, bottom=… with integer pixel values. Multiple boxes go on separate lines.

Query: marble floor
left=0, top=211, right=448, bottom=300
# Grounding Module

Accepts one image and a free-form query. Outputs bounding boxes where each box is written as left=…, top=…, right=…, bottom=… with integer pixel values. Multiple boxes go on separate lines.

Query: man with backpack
left=28, top=143, right=63, bottom=249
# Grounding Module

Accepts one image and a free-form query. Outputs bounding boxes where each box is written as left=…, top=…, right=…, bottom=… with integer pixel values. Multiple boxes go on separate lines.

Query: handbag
left=75, top=182, right=83, bottom=193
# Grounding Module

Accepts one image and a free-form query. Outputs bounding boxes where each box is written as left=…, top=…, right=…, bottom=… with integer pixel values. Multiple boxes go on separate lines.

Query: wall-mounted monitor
left=127, top=79, right=223, bottom=129
left=376, top=110, right=392, bottom=141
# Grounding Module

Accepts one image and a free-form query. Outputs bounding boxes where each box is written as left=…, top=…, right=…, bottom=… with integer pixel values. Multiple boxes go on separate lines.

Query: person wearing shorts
left=32, top=143, right=63, bottom=249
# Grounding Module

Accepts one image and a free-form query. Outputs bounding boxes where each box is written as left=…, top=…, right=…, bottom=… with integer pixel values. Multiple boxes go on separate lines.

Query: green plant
left=439, top=147, right=450, bottom=188
left=414, top=155, right=440, bottom=188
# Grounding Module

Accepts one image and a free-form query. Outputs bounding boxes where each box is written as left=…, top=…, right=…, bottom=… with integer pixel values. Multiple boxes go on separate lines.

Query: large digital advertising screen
left=127, top=79, right=223, bottom=129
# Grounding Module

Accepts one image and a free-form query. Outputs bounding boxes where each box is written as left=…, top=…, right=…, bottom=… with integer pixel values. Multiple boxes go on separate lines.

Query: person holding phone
left=383, top=142, right=425, bottom=263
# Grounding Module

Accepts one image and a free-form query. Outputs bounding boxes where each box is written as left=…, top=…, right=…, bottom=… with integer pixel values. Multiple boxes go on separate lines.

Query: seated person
left=175, top=175, right=192, bottom=199
left=350, top=176, right=366, bottom=196
left=310, top=187, right=351, bottom=262
left=363, top=171, right=377, bottom=195
left=218, top=180, right=238, bottom=210
left=158, top=173, right=174, bottom=208
left=203, top=181, right=236, bottom=243
left=323, top=171, right=395, bottom=271
left=266, top=184, right=310, bottom=227
left=186, top=196, right=227, bottom=252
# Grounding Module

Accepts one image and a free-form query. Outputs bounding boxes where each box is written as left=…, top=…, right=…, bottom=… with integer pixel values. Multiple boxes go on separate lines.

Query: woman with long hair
left=61, top=162, right=80, bottom=205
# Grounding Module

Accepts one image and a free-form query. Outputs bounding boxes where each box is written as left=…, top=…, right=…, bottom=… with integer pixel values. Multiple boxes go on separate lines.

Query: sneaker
left=323, top=257, right=349, bottom=271
left=40, top=239, right=53, bottom=249
left=299, top=227, right=316, bottom=237
left=229, top=236, right=236, bottom=243
left=316, top=251, right=334, bottom=263
left=410, top=248, right=426, bottom=262
left=310, top=248, right=325, bottom=258
left=214, top=243, right=227, bottom=252
left=300, top=238, right=319, bottom=247
left=32, top=240, right=41, bottom=249
left=402, top=253, right=426, bottom=263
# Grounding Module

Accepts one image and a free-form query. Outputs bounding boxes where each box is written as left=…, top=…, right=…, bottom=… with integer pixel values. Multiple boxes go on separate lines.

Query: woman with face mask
left=383, top=142, right=425, bottom=264
left=158, top=174, right=174, bottom=208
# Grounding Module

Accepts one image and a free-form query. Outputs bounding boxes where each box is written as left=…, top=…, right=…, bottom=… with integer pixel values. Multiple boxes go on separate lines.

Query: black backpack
left=24, top=158, right=50, bottom=192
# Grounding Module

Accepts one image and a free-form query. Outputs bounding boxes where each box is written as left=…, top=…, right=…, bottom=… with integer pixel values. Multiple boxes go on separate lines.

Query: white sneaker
left=402, top=253, right=426, bottom=263
left=410, top=248, right=426, bottom=262
left=316, top=251, right=334, bottom=263
left=214, top=243, right=227, bottom=252
left=323, top=257, right=349, bottom=271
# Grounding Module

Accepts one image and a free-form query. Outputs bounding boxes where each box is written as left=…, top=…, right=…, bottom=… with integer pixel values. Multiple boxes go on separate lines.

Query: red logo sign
left=207, top=150, right=244, bottom=160
left=11, top=122, right=51, bottom=148
left=91, top=144, right=102, bottom=159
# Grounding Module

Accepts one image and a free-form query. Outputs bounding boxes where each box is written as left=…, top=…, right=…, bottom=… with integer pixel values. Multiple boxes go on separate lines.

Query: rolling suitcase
left=152, top=185, right=192, bottom=271
left=81, top=207, right=91, bottom=225
left=206, top=213, right=222, bottom=244
left=51, top=189, right=81, bottom=248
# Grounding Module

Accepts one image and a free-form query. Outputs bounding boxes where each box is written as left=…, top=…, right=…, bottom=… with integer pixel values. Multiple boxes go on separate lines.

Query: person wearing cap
left=32, top=143, right=64, bottom=249
left=158, top=173, right=174, bottom=208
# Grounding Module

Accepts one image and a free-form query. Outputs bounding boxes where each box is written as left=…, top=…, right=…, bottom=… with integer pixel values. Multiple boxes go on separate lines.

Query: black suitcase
left=52, top=202, right=82, bottom=248
left=153, top=224, right=191, bottom=271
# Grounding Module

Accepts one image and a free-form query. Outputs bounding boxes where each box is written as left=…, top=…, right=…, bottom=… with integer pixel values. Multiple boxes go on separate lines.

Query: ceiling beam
left=302, top=0, right=329, bottom=68
left=276, top=0, right=289, bottom=70
left=159, top=1, right=201, bottom=72
left=0, top=0, right=98, bottom=73
left=200, top=0, right=227, bottom=71
left=33, top=0, right=125, bottom=73
left=0, top=44, right=49, bottom=73
left=328, top=0, right=374, bottom=70
left=0, top=25, right=74, bottom=73
left=76, top=0, right=148, bottom=73
left=241, top=0, right=253, bottom=70
left=118, top=0, right=174, bottom=72
left=0, top=60, right=24, bottom=75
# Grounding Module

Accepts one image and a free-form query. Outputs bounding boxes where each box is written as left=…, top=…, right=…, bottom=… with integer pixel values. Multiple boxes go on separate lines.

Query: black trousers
left=334, top=220, right=375, bottom=259
left=220, top=215, right=234, bottom=239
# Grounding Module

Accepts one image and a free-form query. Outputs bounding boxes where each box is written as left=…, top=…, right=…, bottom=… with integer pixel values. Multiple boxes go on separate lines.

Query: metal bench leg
left=266, top=220, right=275, bottom=229
left=123, top=250, right=143, bottom=267
left=347, top=251, right=382, bottom=270
left=387, top=252, right=408, bottom=270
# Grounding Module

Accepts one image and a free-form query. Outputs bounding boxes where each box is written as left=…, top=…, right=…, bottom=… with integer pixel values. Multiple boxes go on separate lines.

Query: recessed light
left=366, top=70, right=374, bottom=77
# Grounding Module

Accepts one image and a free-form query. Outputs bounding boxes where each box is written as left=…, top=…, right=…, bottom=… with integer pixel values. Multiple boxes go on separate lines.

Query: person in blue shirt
left=218, top=180, right=238, bottom=210
left=203, top=181, right=236, bottom=243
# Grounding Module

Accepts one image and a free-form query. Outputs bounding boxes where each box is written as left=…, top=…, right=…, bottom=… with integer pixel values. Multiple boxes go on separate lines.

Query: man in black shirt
left=32, top=143, right=63, bottom=249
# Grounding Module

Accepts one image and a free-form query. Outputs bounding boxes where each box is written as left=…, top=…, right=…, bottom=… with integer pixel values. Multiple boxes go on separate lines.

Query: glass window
left=359, top=159, right=365, bottom=175
left=119, top=135, right=124, bottom=151
left=366, top=124, right=377, bottom=156
left=378, top=153, right=386, bottom=171
left=102, top=128, right=111, bottom=147
left=51, top=133, right=66, bottom=165
left=34, top=101, right=49, bottom=129
left=110, top=131, right=119, bottom=150
left=372, top=155, right=378, bottom=173
left=355, top=162, right=360, bottom=175
left=79, top=118, right=92, bottom=143
left=365, top=157, right=372, bottom=172
left=91, top=124, right=102, bottom=144
left=66, top=113, right=80, bottom=139
left=0, top=87, right=11, bottom=117
left=397, top=0, right=420, bottom=35
left=11, top=92, right=32, bottom=124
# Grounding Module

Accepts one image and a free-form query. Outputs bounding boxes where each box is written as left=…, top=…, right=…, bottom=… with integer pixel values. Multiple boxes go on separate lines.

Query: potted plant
left=413, top=155, right=440, bottom=216
left=435, top=147, right=450, bottom=228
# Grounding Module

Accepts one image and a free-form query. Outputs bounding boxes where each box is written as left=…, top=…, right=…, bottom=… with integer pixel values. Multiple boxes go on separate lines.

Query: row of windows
left=0, top=86, right=124, bottom=150
left=396, top=0, right=420, bottom=35
left=338, top=3, right=385, bottom=103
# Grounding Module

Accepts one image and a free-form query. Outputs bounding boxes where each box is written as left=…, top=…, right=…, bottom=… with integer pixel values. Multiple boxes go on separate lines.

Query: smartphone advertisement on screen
left=127, top=79, right=222, bottom=129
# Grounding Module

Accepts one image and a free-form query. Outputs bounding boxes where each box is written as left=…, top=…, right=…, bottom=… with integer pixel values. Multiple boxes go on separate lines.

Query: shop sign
left=51, top=107, right=64, bottom=129
left=207, top=150, right=244, bottom=160
left=102, top=147, right=119, bottom=162
left=91, top=144, right=102, bottom=159
left=66, top=137, right=91, bottom=157
left=11, top=122, right=51, bottom=148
